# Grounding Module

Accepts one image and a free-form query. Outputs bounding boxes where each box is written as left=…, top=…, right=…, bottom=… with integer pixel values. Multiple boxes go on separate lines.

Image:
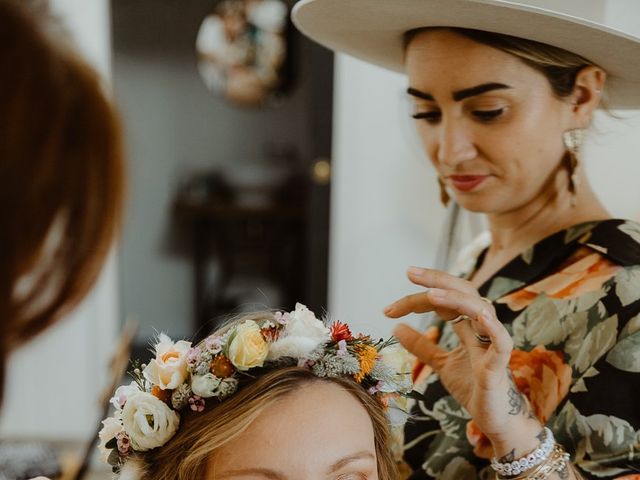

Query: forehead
left=405, top=29, right=545, bottom=92
left=210, top=381, right=377, bottom=475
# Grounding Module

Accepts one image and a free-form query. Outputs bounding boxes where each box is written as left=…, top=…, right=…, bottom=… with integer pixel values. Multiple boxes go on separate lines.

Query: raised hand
left=385, top=267, right=543, bottom=458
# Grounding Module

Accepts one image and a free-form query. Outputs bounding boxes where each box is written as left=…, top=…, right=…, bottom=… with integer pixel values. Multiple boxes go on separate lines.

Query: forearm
left=490, top=392, right=583, bottom=480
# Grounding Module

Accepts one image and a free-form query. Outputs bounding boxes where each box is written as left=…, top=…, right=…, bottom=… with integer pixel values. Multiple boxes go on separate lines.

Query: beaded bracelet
left=501, top=444, right=571, bottom=480
left=490, top=427, right=555, bottom=477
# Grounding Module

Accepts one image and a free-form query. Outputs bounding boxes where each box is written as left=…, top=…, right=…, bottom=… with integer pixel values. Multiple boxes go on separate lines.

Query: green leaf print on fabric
left=422, top=433, right=472, bottom=479
left=521, top=245, right=534, bottom=265
left=420, top=397, right=473, bottom=478
left=565, top=222, right=598, bottom=244
left=614, top=266, right=640, bottom=307
left=618, top=221, right=640, bottom=245
left=577, top=414, right=639, bottom=477
left=511, top=291, right=605, bottom=350
left=438, top=457, right=477, bottom=480
left=432, top=396, right=471, bottom=438
left=606, top=312, right=640, bottom=372
left=568, top=315, right=618, bottom=377
left=549, top=402, right=639, bottom=478
left=486, top=277, right=526, bottom=300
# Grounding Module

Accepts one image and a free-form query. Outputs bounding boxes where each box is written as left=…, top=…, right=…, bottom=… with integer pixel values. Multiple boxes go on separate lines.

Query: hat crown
left=293, top=0, right=640, bottom=108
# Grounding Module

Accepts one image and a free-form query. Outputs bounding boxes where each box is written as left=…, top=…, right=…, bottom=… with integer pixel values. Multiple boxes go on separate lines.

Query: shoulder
left=578, top=219, right=640, bottom=267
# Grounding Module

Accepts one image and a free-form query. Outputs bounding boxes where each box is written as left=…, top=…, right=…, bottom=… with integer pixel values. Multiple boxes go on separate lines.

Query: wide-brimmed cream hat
left=292, top=0, right=640, bottom=109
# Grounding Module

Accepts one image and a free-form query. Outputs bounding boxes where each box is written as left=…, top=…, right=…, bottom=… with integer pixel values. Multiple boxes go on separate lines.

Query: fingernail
left=428, top=288, right=446, bottom=297
left=383, top=305, right=394, bottom=315
left=408, top=266, right=425, bottom=276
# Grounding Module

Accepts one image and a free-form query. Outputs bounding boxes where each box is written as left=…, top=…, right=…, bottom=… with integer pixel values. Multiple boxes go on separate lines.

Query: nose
left=435, top=118, right=477, bottom=167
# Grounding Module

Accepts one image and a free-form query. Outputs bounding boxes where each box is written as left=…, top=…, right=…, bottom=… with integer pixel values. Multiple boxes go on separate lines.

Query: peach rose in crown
left=227, top=320, right=269, bottom=371
left=143, top=333, right=192, bottom=390
left=466, top=345, right=572, bottom=459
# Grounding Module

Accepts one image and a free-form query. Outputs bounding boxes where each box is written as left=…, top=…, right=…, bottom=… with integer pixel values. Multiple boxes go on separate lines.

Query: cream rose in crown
left=142, top=334, right=191, bottom=390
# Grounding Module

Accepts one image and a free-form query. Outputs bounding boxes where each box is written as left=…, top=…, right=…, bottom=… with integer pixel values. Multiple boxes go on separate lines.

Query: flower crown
left=98, top=304, right=412, bottom=472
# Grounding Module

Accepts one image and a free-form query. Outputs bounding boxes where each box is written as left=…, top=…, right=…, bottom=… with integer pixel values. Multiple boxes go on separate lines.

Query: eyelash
left=411, top=108, right=505, bottom=124
left=336, top=474, right=368, bottom=480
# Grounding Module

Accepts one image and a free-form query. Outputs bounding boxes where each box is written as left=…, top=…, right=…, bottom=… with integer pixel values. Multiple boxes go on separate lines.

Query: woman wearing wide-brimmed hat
left=294, top=1, right=640, bottom=479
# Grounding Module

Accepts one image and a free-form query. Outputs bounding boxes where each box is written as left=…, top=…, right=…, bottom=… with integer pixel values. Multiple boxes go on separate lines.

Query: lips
left=448, top=175, right=488, bottom=192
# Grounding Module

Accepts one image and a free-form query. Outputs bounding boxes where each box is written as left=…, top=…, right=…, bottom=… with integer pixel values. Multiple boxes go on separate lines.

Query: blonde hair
left=124, top=319, right=398, bottom=480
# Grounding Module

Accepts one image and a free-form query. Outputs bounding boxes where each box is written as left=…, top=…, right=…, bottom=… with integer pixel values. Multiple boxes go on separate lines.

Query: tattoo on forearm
left=508, top=386, right=524, bottom=415
left=506, top=367, right=534, bottom=418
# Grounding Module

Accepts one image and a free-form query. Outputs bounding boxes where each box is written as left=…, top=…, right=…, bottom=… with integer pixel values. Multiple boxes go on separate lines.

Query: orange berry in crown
left=210, top=355, right=236, bottom=378
left=151, top=384, right=172, bottom=404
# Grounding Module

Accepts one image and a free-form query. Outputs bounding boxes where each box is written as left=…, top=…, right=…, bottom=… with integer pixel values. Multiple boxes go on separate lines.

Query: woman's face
left=207, top=381, right=379, bottom=480
left=405, top=29, right=574, bottom=214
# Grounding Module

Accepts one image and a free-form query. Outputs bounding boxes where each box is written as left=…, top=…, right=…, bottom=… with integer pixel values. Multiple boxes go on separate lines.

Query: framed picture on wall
left=196, top=0, right=291, bottom=107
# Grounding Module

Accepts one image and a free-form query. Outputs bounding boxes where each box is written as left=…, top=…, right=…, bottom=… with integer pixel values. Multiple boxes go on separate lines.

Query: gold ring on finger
left=480, top=297, right=493, bottom=305
left=450, top=314, right=470, bottom=325
left=475, top=333, right=492, bottom=345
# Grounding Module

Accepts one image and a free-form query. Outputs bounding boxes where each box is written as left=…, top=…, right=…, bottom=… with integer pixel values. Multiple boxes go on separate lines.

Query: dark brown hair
left=0, top=0, right=125, bottom=398
left=405, top=27, right=597, bottom=101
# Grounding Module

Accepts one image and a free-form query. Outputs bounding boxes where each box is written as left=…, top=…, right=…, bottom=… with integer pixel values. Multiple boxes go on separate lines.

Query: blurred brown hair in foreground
left=0, top=0, right=125, bottom=399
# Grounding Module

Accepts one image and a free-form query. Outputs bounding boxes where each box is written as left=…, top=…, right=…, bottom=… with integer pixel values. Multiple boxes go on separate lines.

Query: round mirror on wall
left=196, top=0, right=289, bottom=107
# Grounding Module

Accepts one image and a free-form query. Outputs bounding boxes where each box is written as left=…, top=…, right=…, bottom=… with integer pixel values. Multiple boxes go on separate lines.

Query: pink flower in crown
left=116, top=431, right=131, bottom=455
left=336, top=339, right=348, bottom=358
left=368, top=381, right=384, bottom=395
left=204, top=335, right=223, bottom=355
left=143, top=333, right=192, bottom=390
left=185, top=347, right=202, bottom=369
left=188, top=395, right=205, bottom=412
left=110, top=382, right=141, bottom=410
left=274, top=311, right=290, bottom=325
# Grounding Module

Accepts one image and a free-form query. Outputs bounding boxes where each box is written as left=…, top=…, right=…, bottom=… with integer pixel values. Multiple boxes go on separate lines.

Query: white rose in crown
left=143, top=333, right=192, bottom=390
left=267, top=303, right=331, bottom=360
left=378, top=343, right=413, bottom=392
left=97, top=412, right=123, bottom=462
left=110, top=381, right=142, bottom=410
left=121, top=392, right=180, bottom=452
left=191, top=373, right=220, bottom=398
left=227, top=320, right=269, bottom=371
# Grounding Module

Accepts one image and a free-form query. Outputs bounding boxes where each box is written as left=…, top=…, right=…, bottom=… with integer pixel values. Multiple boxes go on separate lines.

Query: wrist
left=489, top=419, right=544, bottom=460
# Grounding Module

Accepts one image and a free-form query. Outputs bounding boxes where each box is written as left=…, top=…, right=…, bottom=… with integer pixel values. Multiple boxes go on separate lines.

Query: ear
left=569, top=65, right=607, bottom=126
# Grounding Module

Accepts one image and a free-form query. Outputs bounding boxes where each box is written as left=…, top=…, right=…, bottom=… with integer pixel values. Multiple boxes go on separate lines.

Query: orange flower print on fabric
left=466, top=346, right=572, bottom=459
left=498, top=249, right=621, bottom=311
left=509, top=346, right=572, bottom=422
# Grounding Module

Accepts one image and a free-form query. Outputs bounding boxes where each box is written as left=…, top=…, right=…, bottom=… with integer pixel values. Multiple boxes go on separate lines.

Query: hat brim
left=293, top=0, right=640, bottom=109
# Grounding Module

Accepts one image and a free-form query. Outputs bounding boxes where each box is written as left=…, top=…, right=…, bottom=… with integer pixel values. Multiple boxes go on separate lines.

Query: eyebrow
left=215, top=451, right=376, bottom=479
left=407, top=82, right=512, bottom=102
left=328, top=451, right=376, bottom=473
left=215, top=468, right=285, bottom=480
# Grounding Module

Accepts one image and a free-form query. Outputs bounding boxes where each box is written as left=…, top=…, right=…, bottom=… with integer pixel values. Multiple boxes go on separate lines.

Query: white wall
left=328, top=0, right=640, bottom=339
left=328, top=56, right=446, bottom=338
left=0, top=0, right=119, bottom=440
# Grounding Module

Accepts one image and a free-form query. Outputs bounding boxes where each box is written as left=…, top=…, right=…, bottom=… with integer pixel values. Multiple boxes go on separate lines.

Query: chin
left=453, top=195, right=494, bottom=213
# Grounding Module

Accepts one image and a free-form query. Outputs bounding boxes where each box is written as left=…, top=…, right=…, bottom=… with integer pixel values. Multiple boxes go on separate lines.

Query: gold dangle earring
left=562, top=128, right=585, bottom=204
left=438, top=176, right=450, bottom=207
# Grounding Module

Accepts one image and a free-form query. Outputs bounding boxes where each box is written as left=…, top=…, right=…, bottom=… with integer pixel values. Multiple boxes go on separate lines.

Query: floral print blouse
left=403, top=219, right=640, bottom=480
